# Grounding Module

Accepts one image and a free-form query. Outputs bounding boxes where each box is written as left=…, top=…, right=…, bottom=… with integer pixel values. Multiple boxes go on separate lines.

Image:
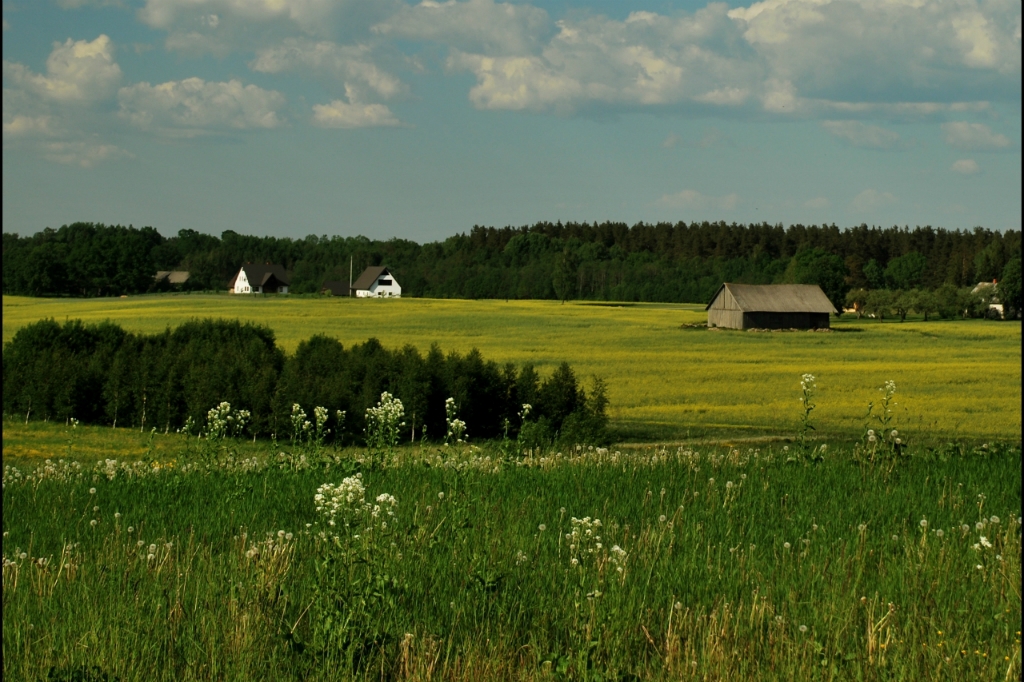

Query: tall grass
left=4, top=442, right=1020, bottom=680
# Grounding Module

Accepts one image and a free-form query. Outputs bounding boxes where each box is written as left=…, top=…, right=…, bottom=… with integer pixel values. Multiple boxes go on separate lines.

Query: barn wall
left=708, top=309, right=744, bottom=329
left=742, top=312, right=831, bottom=329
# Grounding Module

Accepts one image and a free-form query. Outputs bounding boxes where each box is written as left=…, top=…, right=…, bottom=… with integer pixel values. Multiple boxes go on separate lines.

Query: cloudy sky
left=2, top=0, right=1020, bottom=241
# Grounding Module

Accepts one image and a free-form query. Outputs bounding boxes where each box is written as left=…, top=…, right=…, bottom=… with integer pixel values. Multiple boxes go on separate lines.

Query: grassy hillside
left=3, top=294, right=1020, bottom=442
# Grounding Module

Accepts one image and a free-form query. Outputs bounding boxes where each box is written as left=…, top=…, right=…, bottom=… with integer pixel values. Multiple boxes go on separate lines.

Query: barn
left=706, top=283, right=837, bottom=330
left=352, top=266, right=401, bottom=298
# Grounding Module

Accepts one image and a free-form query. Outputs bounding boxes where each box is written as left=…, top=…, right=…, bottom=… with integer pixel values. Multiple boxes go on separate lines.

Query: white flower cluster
left=445, top=397, right=467, bottom=445
left=291, top=403, right=312, bottom=441
left=610, top=544, right=627, bottom=574
left=365, top=392, right=405, bottom=452
left=800, top=374, right=816, bottom=391
left=205, top=402, right=250, bottom=440
left=566, top=516, right=603, bottom=568
left=314, top=474, right=398, bottom=539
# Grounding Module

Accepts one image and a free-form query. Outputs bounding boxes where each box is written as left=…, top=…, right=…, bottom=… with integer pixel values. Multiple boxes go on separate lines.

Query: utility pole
left=349, top=255, right=353, bottom=297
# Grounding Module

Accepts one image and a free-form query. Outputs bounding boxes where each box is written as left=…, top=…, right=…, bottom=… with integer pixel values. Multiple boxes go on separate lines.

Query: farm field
left=2, top=442, right=1021, bottom=681
left=4, top=294, right=1021, bottom=443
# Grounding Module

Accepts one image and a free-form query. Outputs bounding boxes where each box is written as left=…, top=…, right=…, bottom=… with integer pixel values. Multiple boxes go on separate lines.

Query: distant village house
left=350, top=266, right=402, bottom=298
left=229, top=264, right=291, bottom=294
left=706, top=283, right=837, bottom=330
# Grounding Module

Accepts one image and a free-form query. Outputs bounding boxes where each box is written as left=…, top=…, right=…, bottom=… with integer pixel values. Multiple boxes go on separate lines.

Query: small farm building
left=352, top=266, right=401, bottom=298
left=706, top=283, right=837, bottom=330
left=229, top=264, right=291, bottom=294
left=154, top=270, right=190, bottom=286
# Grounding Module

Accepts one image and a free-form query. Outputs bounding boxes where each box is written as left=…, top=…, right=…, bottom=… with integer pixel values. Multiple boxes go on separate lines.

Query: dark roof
left=239, top=263, right=290, bottom=287
left=155, top=270, right=190, bottom=284
left=351, top=266, right=394, bottom=291
left=705, top=283, right=837, bottom=313
left=321, top=280, right=349, bottom=296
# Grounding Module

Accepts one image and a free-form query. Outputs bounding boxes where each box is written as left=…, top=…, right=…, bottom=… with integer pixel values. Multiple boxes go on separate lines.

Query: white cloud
left=2, top=115, right=57, bottom=137
left=374, top=0, right=551, bottom=56
left=44, top=140, right=133, bottom=167
left=251, top=40, right=404, bottom=101
left=822, top=120, right=902, bottom=149
left=803, top=196, right=830, bottom=209
left=311, top=90, right=400, bottom=127
left=951, top=158, right=980, bottom=173
left=445, top=5, right=760, bottom=113
left=658, top=189, right=740, bottom=211
left=941, top=121, right=1011, bottom=150
left=118, top=78, right=287, bottom=135
left=849, top=188, right=897, bottom=213
left=139, top=0, right=337, bottom=32
left=3, top=35, right=121, bottom=103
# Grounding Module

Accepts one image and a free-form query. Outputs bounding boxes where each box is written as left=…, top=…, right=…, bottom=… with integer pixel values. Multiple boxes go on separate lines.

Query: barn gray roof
left=705, top=283, right=837, bottom=313
left=352, top=266, right=393, bottom=291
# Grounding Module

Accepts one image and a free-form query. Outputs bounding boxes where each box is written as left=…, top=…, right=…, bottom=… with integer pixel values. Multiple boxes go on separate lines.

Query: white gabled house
left=352, top=266, right=401, bottom=298
left=229, top=264, right=291, bottom=294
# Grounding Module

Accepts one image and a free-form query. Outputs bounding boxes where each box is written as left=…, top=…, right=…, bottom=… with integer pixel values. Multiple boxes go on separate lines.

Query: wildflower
left=935, top=529, right=944, bottom=538
left=278, top=530, right=286, bottom=539
left=89, top=488, right=96, bottom=495
left=799, top=625, right=808, bottom=634
left=438, top=492, right=445, bottom=500
left=538, top=524, right=546, bottom=532
left=725, top=481, right=734, bottom=489
left=820, top=445, right=828, bottom=452
left=920, top=519, right=928, bottom=529
left=659, top=515, right=667, bottom=523
left=19, top=553, right=27, bottom=560
left=976, top=521, right=985, bottom=531
left=858, top=524, right=867, bottom=533
left=867, top=429, right=875, bottom=437
left=979, top=536, right=992, bottom=548
left=285, top=533, right=293, bottom=541
left=147, top=553, right=155, bottom=562
left=148, top=544, right=157, bottom=553
left=674, top=602, right=682, bottom=611
left=90, top=519, right=97, bottom=527
left=127, top=526, right=134, bottom=533
left=892, top=535, right=899, bottom=541
left=890, top=430, right=898, bottom=438
left=93, top=506, right=99, bottom=512
left=571, top=558, right=579, bottom=567
left=708, top=478, right=715, bottom=485
left=976, top=564, right=983, bottom=570
left=783, top=542, right=791, bottom=550
left=136, top=540, right=144, bottom=547
left=812, top=524, right=818, bottom=531
left=961, top=524, right=970, bottom=533
left=114, top=512, right=121, bottom=520
left=989, top=516, right=1000, bottom=524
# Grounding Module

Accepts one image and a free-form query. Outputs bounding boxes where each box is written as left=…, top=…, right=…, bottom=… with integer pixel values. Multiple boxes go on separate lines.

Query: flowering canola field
left=3, top=294, right=1021, bottom=441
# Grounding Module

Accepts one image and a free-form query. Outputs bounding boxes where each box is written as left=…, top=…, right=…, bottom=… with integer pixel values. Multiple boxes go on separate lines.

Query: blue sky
left=3, top=0, right=1020, bottom=241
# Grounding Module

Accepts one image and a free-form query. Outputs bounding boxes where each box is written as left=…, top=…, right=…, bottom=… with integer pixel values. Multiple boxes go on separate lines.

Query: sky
left=2, top=0, right=1021, bottom=242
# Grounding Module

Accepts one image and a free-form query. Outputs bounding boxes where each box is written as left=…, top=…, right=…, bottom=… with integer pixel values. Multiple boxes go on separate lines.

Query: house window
left=378, top=279, right=392, bottom=286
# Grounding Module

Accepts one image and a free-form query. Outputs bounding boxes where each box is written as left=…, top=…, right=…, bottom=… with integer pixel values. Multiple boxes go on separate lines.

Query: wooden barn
left=706, top=284, right=837, bottom=330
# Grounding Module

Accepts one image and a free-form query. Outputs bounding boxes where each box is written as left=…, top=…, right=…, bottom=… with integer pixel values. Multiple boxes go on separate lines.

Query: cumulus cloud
left=658, top=189, right=740, bottom=211
left=849, top=188, right=897, bottom=213
left=251, top=40, right=404, bottom=101
left=3, top=35, right=121, bottom=103
left=44, top=140, right=133, bottom=167
left=139, top=0, right=337, bottom=32
left=941, top=121, right=1011, bottom=150
left=118, top=78, right=287, bottom=135
left=822, top=120, right=902, bottom=149
left=311, top=97, right=400, bottom=128
left=374, top=0, right=551, bottom=56
left=951, top=158, right=980, bottom=173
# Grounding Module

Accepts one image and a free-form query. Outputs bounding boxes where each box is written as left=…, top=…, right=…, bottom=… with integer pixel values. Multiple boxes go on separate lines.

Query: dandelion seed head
left=89, top=488, right=96, bottom=495
left=783, top=542, right=791, bottom=550
left=799, top=625, right=808, bottom=633
left=538, top=524, right=546, bottom=532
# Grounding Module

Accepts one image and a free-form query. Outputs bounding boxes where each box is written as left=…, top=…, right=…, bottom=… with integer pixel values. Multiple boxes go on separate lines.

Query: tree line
left=3, top=221, right=1020, bottom=312
left=2, top=319, right=609, bottom=446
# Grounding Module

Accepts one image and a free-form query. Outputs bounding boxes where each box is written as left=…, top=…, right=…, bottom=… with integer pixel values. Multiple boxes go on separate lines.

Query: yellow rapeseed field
left=3, top=294, right=1020, bottom=441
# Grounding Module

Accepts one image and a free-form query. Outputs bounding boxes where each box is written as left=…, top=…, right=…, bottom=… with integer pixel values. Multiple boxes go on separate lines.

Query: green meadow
left=3, top=294, right=1020, bottom=442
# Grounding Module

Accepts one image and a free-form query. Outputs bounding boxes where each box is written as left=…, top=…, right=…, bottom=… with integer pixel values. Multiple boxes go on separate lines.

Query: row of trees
left=846, top=257, right=1022, bottom=320
left=1, top=319, right=609, bottom=446
left=3, top=222, right=1020, bottom=309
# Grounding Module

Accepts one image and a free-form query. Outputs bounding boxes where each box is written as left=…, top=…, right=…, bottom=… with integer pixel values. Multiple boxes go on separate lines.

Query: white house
left=352, top=266, right=401, bottom=298
left=229, top=264, right=291, bottom=294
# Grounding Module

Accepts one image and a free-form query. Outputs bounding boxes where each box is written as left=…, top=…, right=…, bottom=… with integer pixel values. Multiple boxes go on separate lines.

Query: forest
left=2, top=221, right=1021, bottom=313
left=1, top=318, right=608, bottom=446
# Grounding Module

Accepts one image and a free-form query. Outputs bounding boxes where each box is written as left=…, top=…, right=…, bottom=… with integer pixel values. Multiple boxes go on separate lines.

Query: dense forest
left=2, top=221, right=1021, bottom=312
left=2, top=319, right=608, bottom=446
